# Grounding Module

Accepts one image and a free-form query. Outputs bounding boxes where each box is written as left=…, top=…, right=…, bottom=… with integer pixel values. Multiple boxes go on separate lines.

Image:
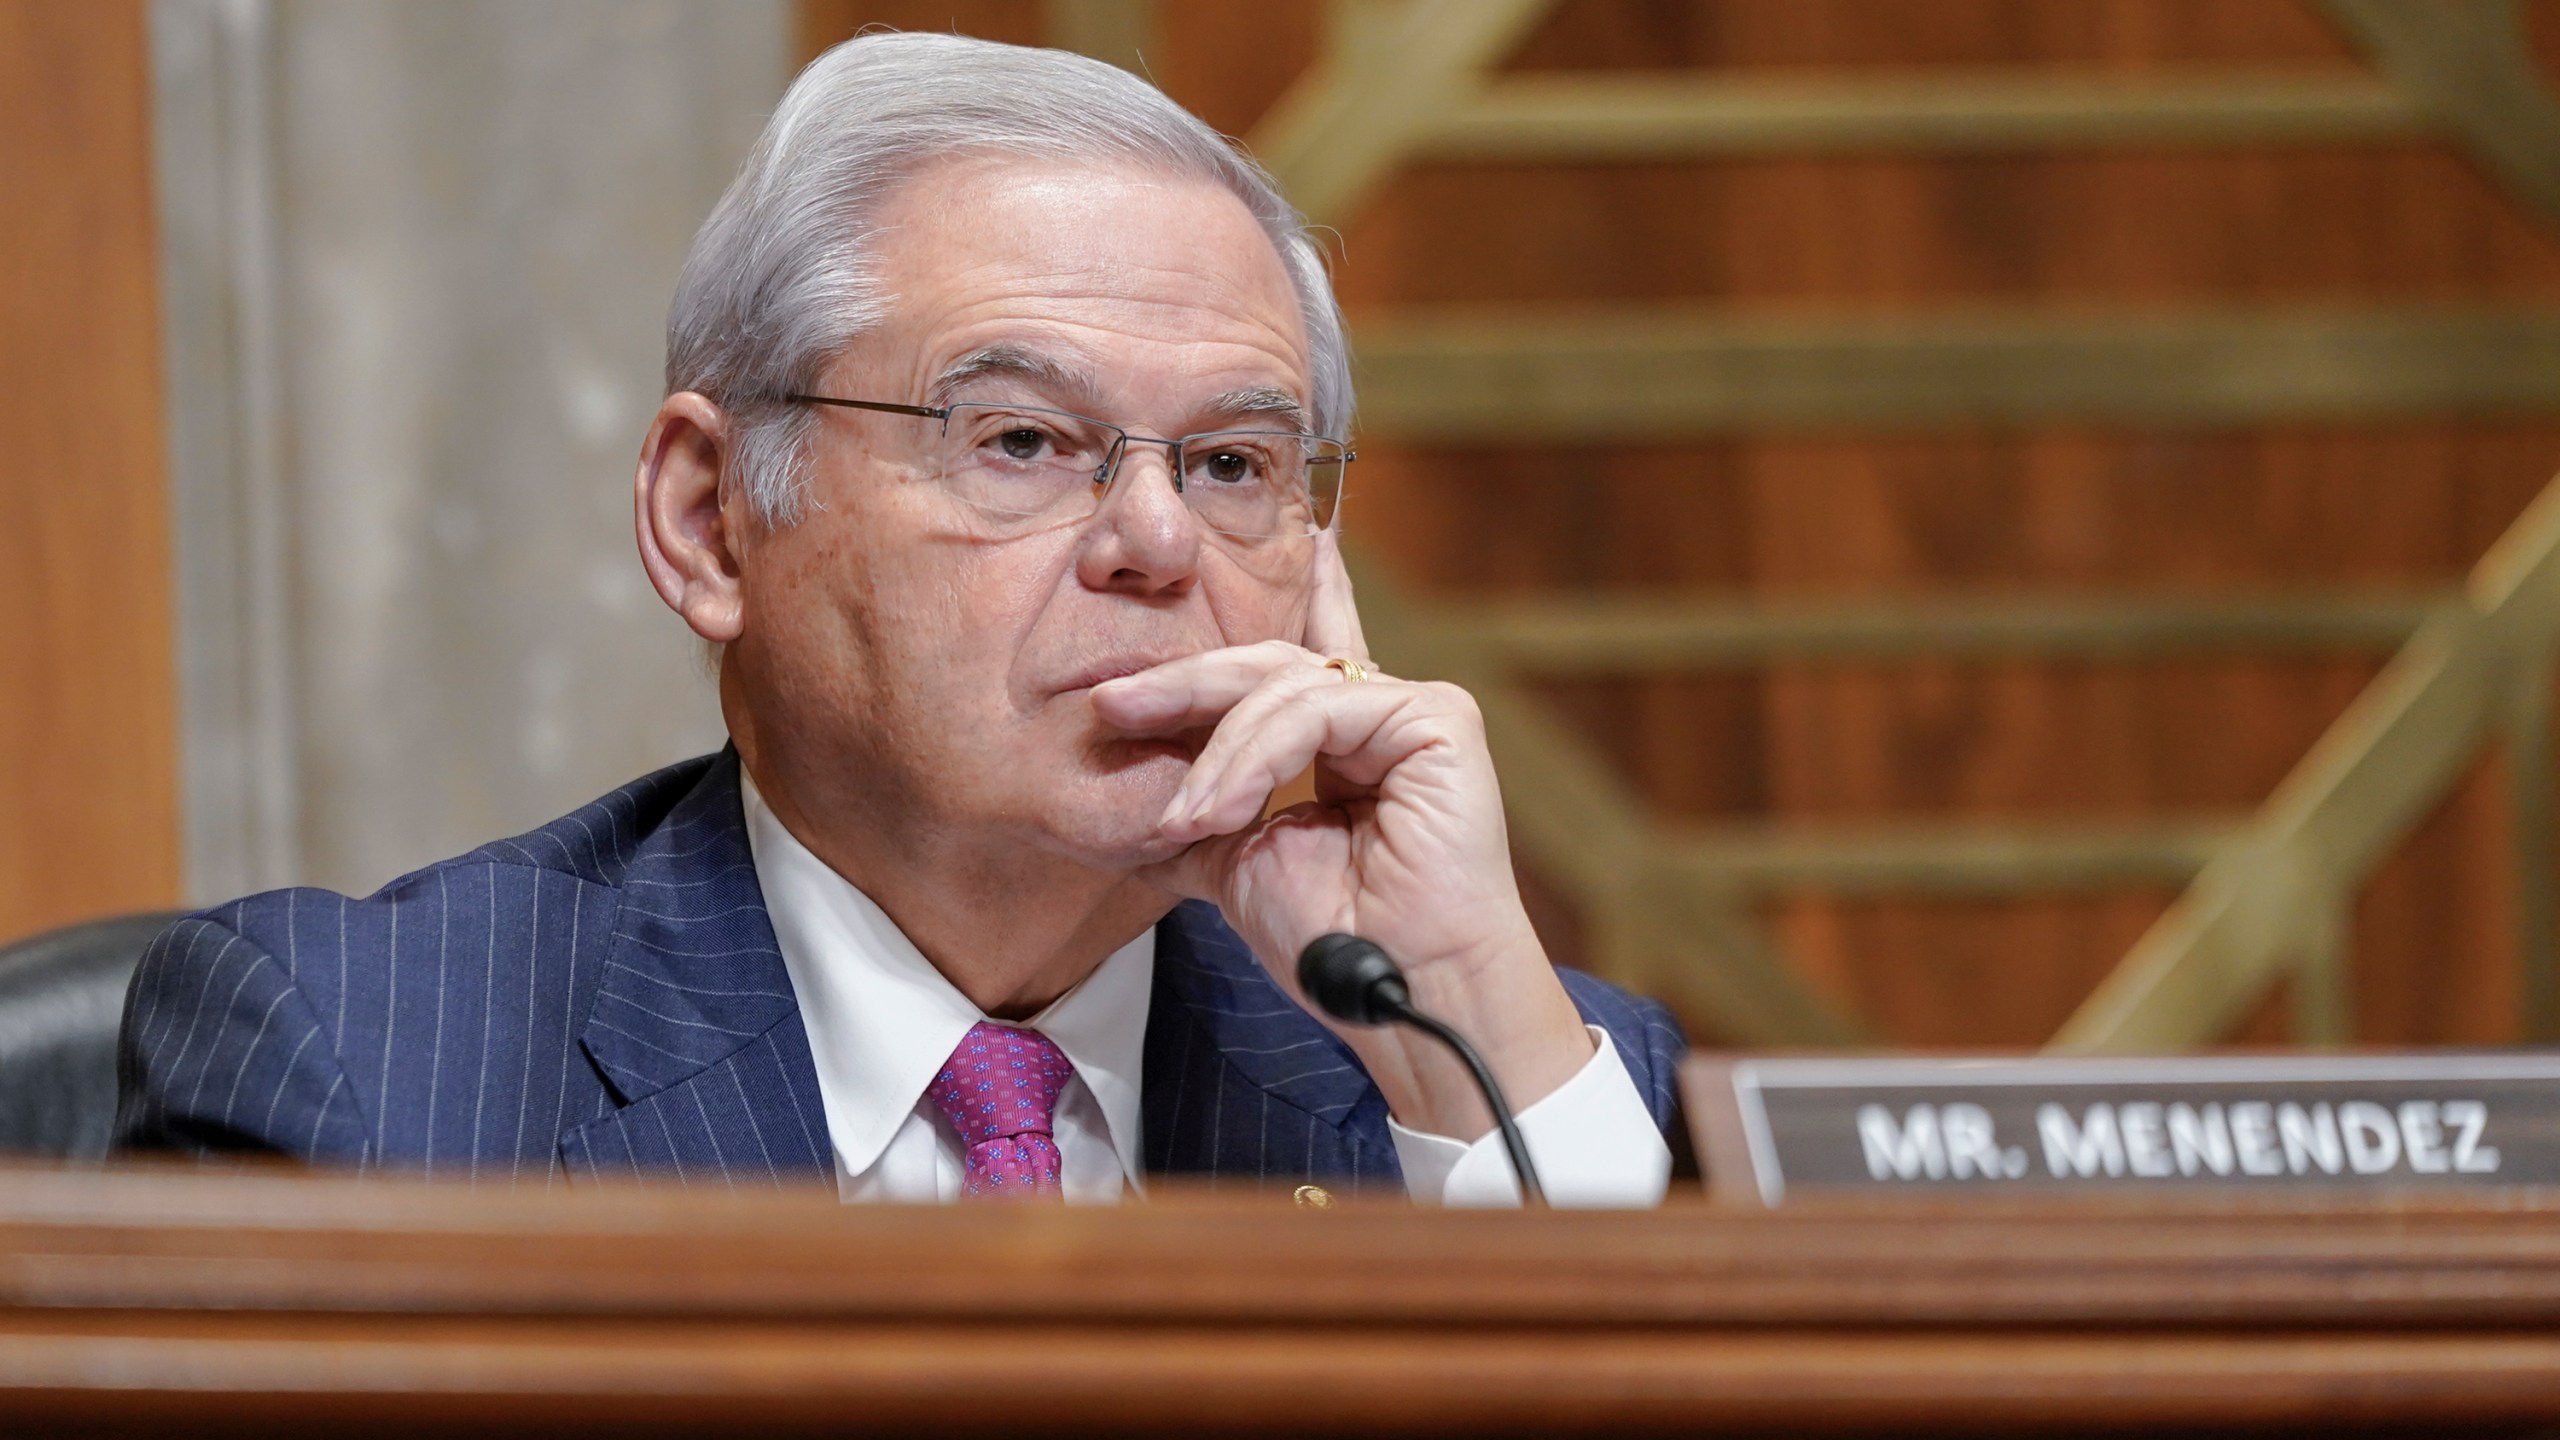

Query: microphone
left=1297, top=933, right=1546, bottom=1206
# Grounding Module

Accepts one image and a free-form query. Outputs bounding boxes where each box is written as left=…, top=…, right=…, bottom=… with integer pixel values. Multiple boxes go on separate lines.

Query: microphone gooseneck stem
left=1295, top=932, right=1550, bottom=1208
left=1381, top=998, right=1546, bottom=1208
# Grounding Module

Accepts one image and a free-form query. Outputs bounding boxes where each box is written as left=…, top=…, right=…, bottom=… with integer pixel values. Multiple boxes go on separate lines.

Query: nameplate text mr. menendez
left=1681, top=1054, right=2560, bottom=1207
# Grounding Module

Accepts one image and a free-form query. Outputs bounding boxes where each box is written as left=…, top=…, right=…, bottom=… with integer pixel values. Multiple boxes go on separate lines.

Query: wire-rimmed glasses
left=783, top=394, right=1351, bottom=541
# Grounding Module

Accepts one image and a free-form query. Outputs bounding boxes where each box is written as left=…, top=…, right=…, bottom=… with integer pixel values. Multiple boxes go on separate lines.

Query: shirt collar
left=739, top=768, right=1154, bottom=1192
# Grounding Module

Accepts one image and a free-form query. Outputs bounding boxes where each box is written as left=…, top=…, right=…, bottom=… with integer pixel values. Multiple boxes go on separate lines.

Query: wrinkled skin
left=633, top=154, right=1589, bottom=1141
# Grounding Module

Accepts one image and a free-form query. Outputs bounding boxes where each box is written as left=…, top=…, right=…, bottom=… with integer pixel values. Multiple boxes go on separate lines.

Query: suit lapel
left=553, top=778, right=1388, bottom=1189
left=1142, top=902, right=1400, bottom=1190
left=558, top=754, right=831, bottom=1185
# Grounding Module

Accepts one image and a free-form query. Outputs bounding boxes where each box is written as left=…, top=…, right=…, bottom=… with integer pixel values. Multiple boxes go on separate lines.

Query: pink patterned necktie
left=924, top=1021, right=1078, bottom=1200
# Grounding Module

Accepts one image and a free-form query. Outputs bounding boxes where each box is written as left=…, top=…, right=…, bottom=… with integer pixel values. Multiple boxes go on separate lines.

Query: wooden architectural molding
left=2320, top=0, right=2560, bottom=235
left=1250, top=0, right=1557, bottom=227
left=1263, top=2, right=2560, bottom=1053
left=1661, top=819, right=2240, bottom=897
left=1429, top=591, right=2440, bottom=670
left=1428, top=72, right=2427, bottom=159
left=1353, top=307, right=2560, bottom=438
left=1353, top=553, right=1868, bottom=1047
left=2057, top=477, right=2560, bottom=1052
left=1042, top=0, right=1160, bottom=75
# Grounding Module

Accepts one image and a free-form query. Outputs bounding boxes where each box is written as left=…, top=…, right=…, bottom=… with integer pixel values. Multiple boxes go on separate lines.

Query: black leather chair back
left=0, top=911, right=185, bottom=1159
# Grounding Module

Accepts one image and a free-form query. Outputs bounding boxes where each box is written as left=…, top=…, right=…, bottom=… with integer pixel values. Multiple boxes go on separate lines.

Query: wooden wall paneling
left=1044, top=0, right=1157, bottom=74
left=1468, top=594, right=2433, bottom=672
left=791, top=0, right=2560, bottom=1052
left=2536, top=0, right=2560, bottom=81
left=0, top=0, right=179, bottom=942
left=1153, top=0, right=1322, bottom=138
left=797, top=1, right=1044, bottom=62
left=1730, top=428, right=2560, bottom=595
left=2509, top=654, right=2560, bottom=1041
left=1769, top=890, right=2176, bottom=1047
left=793, top=0, right=1320, bottom=142
left=1506, top=0, right=2368, bottom=72
left=1351, top=308, right=2560, bottom=437
left=1424, top=73, right=2430, bottom=164
left=1325, top=0, right=2560, bottom=1048
left=1353, top=553, right=1865, bottom=1044
left=1358, top=424, right=2560, bottom=1047
left=2354, top=756, right=2522, bottom=1045
left=1249, top=0, right=1560, bottom=228
left=2320, top=0, right=2560, bottom=233
left=2056, top=477, right=2560, bottom=1050
left=1332, top=151, right=2560, bottom=308
left=793, top=0, right=1324, bottom=143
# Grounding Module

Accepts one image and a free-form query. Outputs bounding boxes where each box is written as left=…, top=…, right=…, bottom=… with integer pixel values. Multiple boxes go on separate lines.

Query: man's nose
left=1075, top=441, right=1202, bottom=595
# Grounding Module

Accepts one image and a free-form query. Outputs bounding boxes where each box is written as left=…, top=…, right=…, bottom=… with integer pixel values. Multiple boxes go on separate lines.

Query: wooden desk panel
left=5, top=1165, right=2560, bottom=1435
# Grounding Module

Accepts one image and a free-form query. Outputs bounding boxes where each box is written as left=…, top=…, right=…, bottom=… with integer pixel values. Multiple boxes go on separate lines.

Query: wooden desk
left=3, top=1166, right=2559, bottom=1436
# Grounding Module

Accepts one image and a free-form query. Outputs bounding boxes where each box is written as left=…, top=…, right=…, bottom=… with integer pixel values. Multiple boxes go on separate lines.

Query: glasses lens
left=939, top=403, right=1116, bottom=522
left=937, top=403, right=1349, bottom=543
left=1178, top=432, right=1348, bottom=539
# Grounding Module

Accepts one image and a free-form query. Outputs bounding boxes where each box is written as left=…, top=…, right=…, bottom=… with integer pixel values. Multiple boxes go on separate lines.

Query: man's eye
left=1198, top=449, right=1260, bottom=486
left=995, top=428, right=1050, bottom=461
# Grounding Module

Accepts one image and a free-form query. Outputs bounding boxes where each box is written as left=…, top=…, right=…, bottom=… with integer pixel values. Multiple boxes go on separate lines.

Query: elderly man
left=118, top=33, right=1682, bottom=1205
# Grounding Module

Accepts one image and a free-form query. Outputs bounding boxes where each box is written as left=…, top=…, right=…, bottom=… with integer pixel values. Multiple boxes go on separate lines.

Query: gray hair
left=664, top=31, right=1355, bottom=525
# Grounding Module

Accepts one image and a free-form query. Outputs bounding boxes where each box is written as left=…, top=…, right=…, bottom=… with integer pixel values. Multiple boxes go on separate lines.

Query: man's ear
left=635, top=392, right=746, bottom=644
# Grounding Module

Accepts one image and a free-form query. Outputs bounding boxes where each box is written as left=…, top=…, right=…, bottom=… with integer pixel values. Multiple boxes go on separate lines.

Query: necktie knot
left=925, top=1021, right=1076, bottom=1197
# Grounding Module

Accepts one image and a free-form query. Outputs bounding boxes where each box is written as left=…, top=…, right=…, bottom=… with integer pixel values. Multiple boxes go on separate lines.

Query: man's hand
left=1088, top=533, right=1594, bottom=1141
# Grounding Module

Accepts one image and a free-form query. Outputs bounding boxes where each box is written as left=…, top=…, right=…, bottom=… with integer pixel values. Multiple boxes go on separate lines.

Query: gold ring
left=1325, top=657, right=1368, bottom=684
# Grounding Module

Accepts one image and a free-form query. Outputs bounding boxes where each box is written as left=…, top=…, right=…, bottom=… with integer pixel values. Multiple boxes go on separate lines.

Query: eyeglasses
left=782, top=394, right=1351, bottom=541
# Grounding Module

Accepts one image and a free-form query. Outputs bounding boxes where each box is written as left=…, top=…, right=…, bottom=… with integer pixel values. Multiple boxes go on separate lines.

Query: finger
left=1138, top=803, right=1347, bottom=972
left=1301, top=529, right=1370, bottom=665
left=1161, top=680, right=1431, bottom=841
left=1089, top=638, right=1316, bottom=732
left=1136, top=823, right=1248, bottom=907
left=1156, top=659, right=1346, bottom=822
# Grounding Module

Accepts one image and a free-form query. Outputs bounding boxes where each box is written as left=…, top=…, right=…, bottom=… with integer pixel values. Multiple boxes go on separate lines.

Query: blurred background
left=12, top=0, right=2560, bottom=1057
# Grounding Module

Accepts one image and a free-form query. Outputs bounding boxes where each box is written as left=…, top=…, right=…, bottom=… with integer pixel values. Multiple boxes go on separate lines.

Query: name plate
left=1681, top=1053, right=2560, bottom=1206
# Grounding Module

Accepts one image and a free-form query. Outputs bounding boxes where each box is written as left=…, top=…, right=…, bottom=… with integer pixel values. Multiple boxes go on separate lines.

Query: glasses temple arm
left=779, top=394, right=949, bottom=419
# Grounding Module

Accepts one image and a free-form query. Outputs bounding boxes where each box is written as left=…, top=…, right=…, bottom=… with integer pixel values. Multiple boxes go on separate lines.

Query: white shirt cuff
left=1387, top=1025, right=1672, bottom=1209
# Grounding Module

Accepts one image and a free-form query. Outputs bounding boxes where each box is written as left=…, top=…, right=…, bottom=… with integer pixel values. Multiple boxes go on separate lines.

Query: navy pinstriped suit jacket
left=115, top=751, right=1686, bottom=1190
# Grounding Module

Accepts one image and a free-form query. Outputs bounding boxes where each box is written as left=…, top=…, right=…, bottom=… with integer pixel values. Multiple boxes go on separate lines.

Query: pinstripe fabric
left=116, top=752, right=826, bottom=1186
left=117, top=750, right=1687, bottom=1190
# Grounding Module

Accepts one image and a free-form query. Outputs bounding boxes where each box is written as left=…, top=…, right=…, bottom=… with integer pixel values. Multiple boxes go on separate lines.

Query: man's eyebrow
left=928, top=345, right=1098, bottom=407
left=1198, top=385, right=1312, bottom=433
left=931, top=353, right=1312, bottom=432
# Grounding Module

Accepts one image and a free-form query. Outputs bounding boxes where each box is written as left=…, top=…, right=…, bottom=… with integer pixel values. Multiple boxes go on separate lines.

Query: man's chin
left=1033, top=810, right=1196, bottom=872
left=1033, top=748, right=1197, bottom=869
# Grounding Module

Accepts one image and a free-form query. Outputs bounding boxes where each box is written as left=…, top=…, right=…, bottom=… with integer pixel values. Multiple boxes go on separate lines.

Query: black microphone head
left=1296, top=933, right=1409, bottom=1026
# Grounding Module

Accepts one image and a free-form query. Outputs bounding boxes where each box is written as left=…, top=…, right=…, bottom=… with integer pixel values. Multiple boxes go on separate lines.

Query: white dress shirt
left=741, top=772, right=1670, bottom=1206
